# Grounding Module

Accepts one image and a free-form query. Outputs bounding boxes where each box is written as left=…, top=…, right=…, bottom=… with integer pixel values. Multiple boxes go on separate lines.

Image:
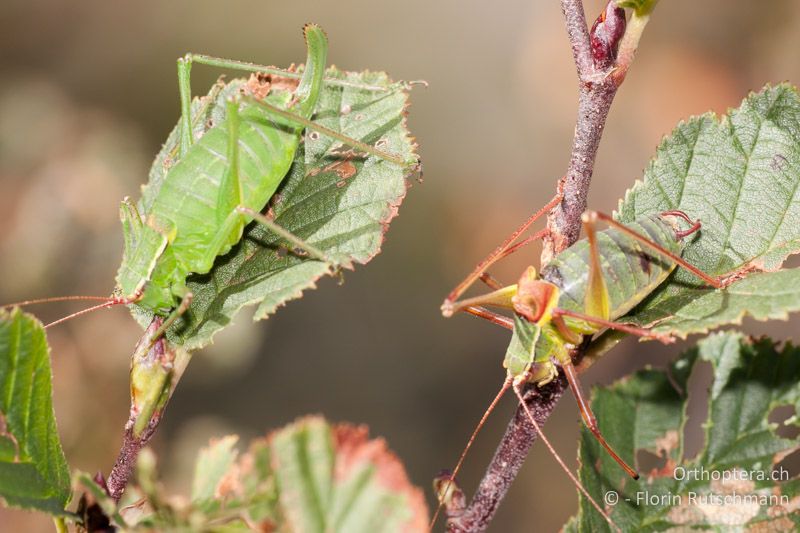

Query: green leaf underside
left=122, top=416, right=428, bottom=531
left=0, top=308, right=69, bottom=515
left=567, top=333, right=800, bottom=531
left=616, top=84, right=800, bottom=337
left=132, top=68, right=417, bottom=350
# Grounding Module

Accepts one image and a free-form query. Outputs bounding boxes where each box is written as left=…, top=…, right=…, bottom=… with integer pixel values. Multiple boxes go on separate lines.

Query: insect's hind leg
left=183, top=54, right=392, bottom=92
left=558, top=354, right=639, bottom=480
left=195, top=100, right=337, bottom=272
left=176, top=56, right=195, bottom=157
left=242, top=95, right=407, bottom=166
left=581, top=210, right=612, bottom=321
left=586, top=210, right=723, bottom=288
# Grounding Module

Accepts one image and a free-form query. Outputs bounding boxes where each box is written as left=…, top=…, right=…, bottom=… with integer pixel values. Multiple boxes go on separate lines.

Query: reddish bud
left=590, top=2, right=627, bottom=68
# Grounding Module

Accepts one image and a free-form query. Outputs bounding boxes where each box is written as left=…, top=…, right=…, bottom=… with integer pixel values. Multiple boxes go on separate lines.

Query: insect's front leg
left=441, top=193, right=562, bottom=317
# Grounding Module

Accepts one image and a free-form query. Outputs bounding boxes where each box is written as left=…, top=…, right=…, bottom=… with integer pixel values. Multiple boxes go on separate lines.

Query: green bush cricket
left=432, top=197, right=728, bottom=530
left=4, top=24, right=413, bottom=443
left=12, top=24, right=407, bottom=335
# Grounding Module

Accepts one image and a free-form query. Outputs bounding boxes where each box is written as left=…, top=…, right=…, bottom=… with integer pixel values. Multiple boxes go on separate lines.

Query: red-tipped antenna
left=429, top=377, right=512, bottom=531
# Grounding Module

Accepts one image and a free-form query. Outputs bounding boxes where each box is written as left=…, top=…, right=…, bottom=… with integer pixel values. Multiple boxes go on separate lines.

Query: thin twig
left=106, top=318, right=191, bottom=502
left=445, top=0, right=644, bottom=530
left=106, top=410, right=162, bottom=501
left=561, top=0, right=595, bottom=82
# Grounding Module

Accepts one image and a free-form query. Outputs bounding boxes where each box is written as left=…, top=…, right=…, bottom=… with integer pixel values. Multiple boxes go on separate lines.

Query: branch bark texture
left=446, top=1, right=636, bottom=530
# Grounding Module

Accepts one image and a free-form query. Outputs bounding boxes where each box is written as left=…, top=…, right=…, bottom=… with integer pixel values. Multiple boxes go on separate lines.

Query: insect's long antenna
left=43, top=297, right=132, bottom=329
left=429, top=377, right=512, bottom=531
left=44, top=299, right=127, bottom=329
left=512, top=382, right=621, bottom=533
left=2, top=295, right=116, bottom=308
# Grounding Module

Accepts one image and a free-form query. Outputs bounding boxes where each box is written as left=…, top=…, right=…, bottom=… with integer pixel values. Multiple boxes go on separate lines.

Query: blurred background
left=2, top=0, right=799, bottom=530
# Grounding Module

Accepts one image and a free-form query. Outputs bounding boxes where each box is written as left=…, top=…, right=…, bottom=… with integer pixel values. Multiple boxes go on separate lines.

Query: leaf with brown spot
left=615, top=84, right=800, bottom=339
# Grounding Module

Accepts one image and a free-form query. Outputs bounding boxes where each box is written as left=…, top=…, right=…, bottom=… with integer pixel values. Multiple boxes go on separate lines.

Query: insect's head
left=661, top=210, right=702, bottom=240
left=512, top=266, right=559, bottom=324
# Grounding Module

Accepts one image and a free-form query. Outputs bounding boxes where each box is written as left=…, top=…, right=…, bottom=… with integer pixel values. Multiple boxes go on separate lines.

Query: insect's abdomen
left=148, top=92, right=303, bottom=272
left=541, top=214, right=683, bottom=320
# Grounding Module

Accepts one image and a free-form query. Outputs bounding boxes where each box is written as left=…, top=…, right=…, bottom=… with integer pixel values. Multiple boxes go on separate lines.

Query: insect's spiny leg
left=560, top=356, right=639, bottom=480
left=147, top=292, right=193, bottom=349
left=553, top=308, right=675, bottom=344
left=581, top=211, right=611, bottom=320
left=441, top=193, right=561, bottom=317
left=429, top=377, right=512, bottom=531
left=244, top=96, right=406, bottom=165
left=235, top=207, right=336, bottom=270
left=463, top=306, right=514, bottom=330
left=177, top=57, right=194, bottom=157
left=184, top=53, right=392, bottom=92
left=512, top=381, right=621, bottom=533
left=217, top=99, right=244, bottom=224
left=590, top=211, right=723, bottom=289
left=497, top=231, right=546, bottom=262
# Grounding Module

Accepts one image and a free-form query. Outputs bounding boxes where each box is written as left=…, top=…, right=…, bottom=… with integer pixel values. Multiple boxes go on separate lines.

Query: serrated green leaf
left=119, top=416, right=428, bottom=532
left=0, top=308, right=70, bottom=515
left=568, top=333, right=800, bottom=531
left=616, top=84, right=800, bottom=337
left=130, top=68, right=417, bottom=351
left=653, top=269, right=800, bottom=337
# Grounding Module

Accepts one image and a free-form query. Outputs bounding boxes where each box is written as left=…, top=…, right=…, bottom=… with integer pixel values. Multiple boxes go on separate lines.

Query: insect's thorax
left=541, top=213, right=683, bottom=322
